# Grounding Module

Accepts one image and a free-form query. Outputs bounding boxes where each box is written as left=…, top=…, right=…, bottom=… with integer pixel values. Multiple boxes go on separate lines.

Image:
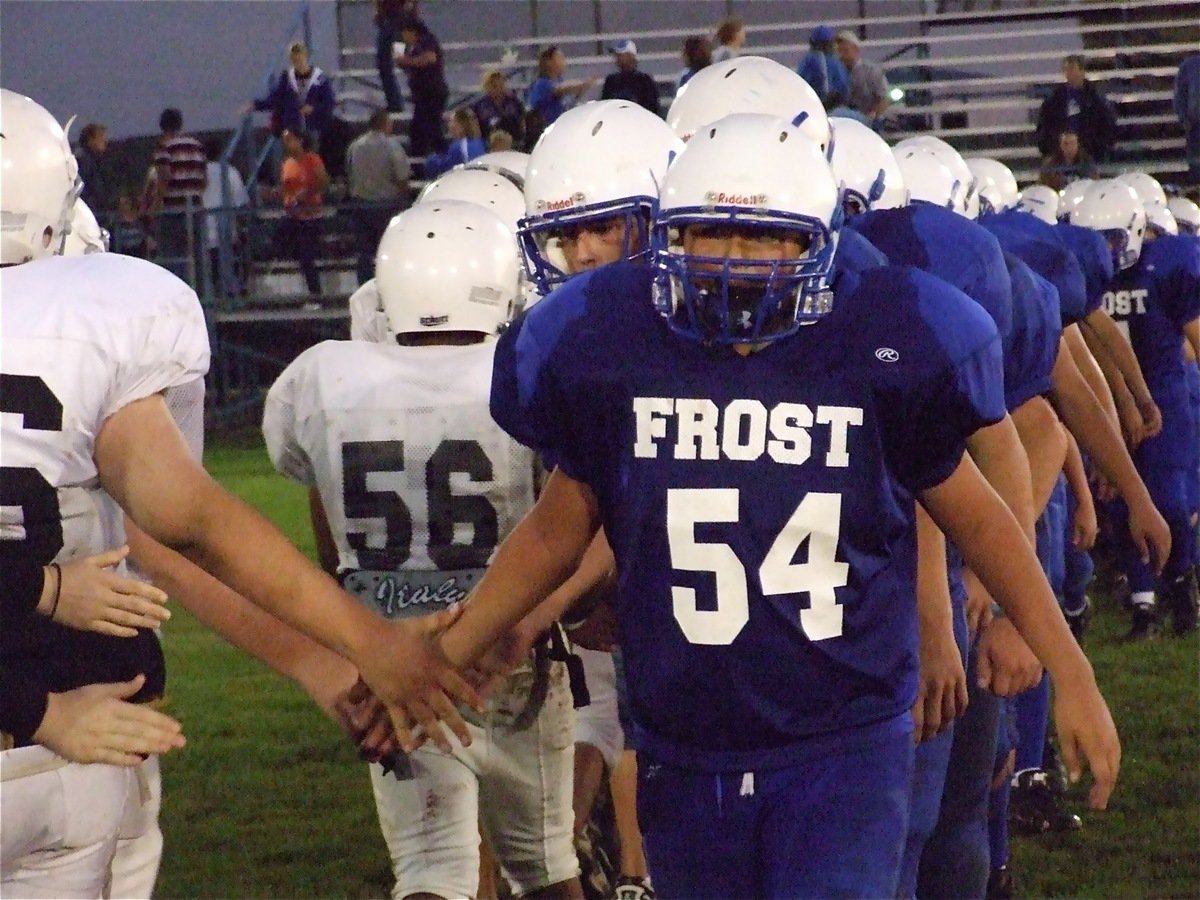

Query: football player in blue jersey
left=433, top=114, right=1119, bottom=899
left=848, top=141, right=1067, bottom=898
left=1073, top=180, right=1200, bottom=637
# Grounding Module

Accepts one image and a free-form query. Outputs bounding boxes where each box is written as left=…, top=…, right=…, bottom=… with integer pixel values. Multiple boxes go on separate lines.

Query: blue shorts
left=637, top=715, right=914, bottom=899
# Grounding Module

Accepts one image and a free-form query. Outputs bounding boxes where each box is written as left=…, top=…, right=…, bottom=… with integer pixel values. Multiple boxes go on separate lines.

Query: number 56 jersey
left=493, top=262, right=1005, bottom=772
left=263, top=339, right=537, bottom=617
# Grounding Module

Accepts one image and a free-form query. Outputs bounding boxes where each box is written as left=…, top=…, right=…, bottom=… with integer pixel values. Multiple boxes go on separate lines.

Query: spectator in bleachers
left=277, top=128, right=329, bottom=297
left=677, top=35, right=712, bottom=92
left=202, top=138, right=251, bottom=296
left=75, top=122, right=114, bottom=226
left=488, top=129, right=515, bottom=152
left=1035, top=55, right=1116, bottom=162
left=110, top=194, right=149, bottom=259
left=473, top=70, right=526, bottom=148
left=835, top=30, right=891, bottom=124
left=797, top=25, right=849, bottom=110
left=374, top=0, right=417, bottom=112
left=527, top=46, right=596, bottom=137
left=1038, top=129, right=1099, bottom=191
left=600, top=40, right=660, bottom=116
left=152, top=107, right=207, bottom=284
left=711, top=17, right=745, bottom=64
left=396, top=16, right=449, bottom=157
left=1174, top=53, right=1200, bottom=184
left=251, top=42, right=336, bottom=160
left=347, top=108, right=411, bottom=284
left=421, top=108, right=485, bottom=179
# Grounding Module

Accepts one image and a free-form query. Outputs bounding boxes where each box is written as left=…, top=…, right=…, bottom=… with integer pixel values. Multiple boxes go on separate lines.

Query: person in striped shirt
left=152, top=107, right=206, bottom=284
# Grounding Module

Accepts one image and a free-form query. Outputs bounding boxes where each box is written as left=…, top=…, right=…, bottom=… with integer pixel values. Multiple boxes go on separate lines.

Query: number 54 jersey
left=492, top=262, right=1005, bottom=772
left=263, top=339, right=537, bottom=617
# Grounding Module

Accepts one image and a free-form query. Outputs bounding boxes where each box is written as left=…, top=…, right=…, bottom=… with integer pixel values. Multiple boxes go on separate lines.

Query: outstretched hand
left=32, top=674, right=185, bottom=766
left=353, top=604, right=483, bottom=754
left=48, top=546, right=171, bottom=637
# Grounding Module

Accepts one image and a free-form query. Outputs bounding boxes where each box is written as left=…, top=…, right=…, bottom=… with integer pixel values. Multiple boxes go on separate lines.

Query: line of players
left=3, top=49, right=1197, bottom=898
left=264, top=56, right=1195, bottom=900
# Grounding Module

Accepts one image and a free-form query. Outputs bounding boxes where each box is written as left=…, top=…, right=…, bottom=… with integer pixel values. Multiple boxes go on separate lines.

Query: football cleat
left=1042, top=740, right=1070, bottom=796
left=1009, top=769, right=1082, bottom=835
left=1123, top=603, right=1162, bottom=642
left=1164, top=569, right=1199, bottom=637
left=1064, top=595, right=1092, bottom=645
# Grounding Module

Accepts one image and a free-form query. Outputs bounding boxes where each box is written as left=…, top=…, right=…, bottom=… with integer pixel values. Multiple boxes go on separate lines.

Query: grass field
left=154, top=437, right=1200, bottom=899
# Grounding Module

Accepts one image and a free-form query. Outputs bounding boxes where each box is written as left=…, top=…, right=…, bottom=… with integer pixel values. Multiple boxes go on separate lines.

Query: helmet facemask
left=519, top=197, right=655, bottom=294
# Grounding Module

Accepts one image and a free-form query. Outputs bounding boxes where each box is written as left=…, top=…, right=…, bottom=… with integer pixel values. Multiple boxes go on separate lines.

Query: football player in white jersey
left=0, top=89, right=477, bottom=898
left=263, top=201, right=581, bottom=900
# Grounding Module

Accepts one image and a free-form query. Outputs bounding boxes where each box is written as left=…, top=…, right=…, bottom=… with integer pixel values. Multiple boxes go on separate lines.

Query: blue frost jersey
left=980, top=209, right=1091, bottom=326
left=834, top=226, right=889, bottom=276
left=492, top=262, right=1004, bottom=771
left=1106, top=235, right=1200, bottom=388
left=1001, top=251, right=1062, bottom=410
left=1055, top=221, right=1114, bottom=313
left=848, top=202, right=1013, bottom=340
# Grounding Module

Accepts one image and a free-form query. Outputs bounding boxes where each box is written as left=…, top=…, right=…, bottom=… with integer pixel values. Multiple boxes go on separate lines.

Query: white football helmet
left=828, top=117, right=906, bottom=216
left=965, top=157, right=1019, bottom=215
left=1015, top=184, right=1060, bottom=225
left=1069, top=179, right=1147, bottom=271
left=1166, top=196, right=1200, bottom=236
left=416, top=168, right=525, bottom=234
left=894, top=135, right=979, bottom=218
left=1144, top=202, right=1178, bottom=238
left=654, top=113, right=841, bottom=345
left=1115, top=171, right=1168, bottom=211
left=893, top=145, right=969, bottom=217
left=519, top=100, right=684, bottom=294
left=461, top=150, right=530, bottom=189
left=61, top=198, right=109, bottom=256
left=376, top=200, right=520, bottom=336
left=1058, top=178, right=1093, bottom=222
left=1, top=89, right=81, bottom=264
left=666, top=56, right=832, bottom=157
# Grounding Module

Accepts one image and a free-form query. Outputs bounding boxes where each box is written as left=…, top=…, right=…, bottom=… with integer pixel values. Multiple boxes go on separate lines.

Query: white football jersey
left=0, top=254, right=210, bottom=566
left=348, top=279, right=393, bottom=344
left=263, top=339, right=537, bottom=618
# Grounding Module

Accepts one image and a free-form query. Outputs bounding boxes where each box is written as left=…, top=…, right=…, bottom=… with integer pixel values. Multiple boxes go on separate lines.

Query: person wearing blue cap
left=601, top=39, right=662, bottom=116
left=797, top=25, right=849, bottom=110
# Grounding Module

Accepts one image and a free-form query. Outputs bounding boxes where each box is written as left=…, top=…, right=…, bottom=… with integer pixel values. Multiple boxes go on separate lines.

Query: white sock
left=1131, top=591, right=1156, bottom=609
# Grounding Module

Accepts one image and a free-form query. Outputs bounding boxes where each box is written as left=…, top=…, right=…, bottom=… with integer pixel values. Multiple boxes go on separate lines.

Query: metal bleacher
left=204, top=0, right=1197, bottom=425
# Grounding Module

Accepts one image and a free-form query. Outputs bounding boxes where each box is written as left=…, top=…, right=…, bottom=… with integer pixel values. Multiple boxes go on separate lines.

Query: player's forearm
left=1011, top=396, right=1069, bottom=517
left=1050, top=337, right=1152, bottom=507
left=126, top=519, right=357, bottom=696
left=915, top=506, right=954, bottom=636
left=1083, top=310, right=1155, bottom=408
left=965, top=414, right=1037, bottom=543
left=921, top=455, right=1093, bottom=686
left=1061, top=429, right=1090, bottom=510
left=522, top=530, right=616, bottom=636
left=180, top=479, right=379, bottom=662
left=442, top=468, right=599, bottom=668
left=1184, top=319, right=1200, bottom=363
left=1065, top=323, right=1120, bottom=432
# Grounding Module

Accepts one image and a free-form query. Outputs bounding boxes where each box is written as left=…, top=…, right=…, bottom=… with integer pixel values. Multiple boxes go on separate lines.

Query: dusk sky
left=1, top=1, right=341, bottom=140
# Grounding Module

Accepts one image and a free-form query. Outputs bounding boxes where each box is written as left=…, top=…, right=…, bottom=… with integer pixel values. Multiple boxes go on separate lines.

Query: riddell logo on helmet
left=536, top=192, right=586, bottom=212
left=704, top=191, right=768, bottom=206
left=419, top=314, right=449, bottom=327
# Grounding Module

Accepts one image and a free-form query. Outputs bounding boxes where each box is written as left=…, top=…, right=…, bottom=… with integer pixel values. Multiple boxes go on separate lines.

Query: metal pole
left=302, top=0, right=313, bottom=55
left=592, top=0, right=603, bottom=56
left=529, top=0, right=539, bottom=39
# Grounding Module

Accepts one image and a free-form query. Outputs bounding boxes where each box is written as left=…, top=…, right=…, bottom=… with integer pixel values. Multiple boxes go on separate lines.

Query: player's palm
left=54, top=546, right=172, bottom=637
left=975, top=617, right=1042, bottom=697
left=912, top=629, right=968, bottom=743
left=1053, top=680, right=1120, bottom=810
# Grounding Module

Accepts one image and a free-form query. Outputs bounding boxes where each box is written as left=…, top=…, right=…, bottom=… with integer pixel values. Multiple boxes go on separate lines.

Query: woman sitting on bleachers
left=423, top=108, right=487, bottom=178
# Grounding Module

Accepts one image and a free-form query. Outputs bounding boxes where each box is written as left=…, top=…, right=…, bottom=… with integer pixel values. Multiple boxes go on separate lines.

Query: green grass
left=155, top=437, right=1199, bottom=898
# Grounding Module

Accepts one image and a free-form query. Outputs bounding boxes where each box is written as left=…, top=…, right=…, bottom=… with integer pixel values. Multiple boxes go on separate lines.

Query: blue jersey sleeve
left=834, top=227, right=889, bottom=277
left=958, top=234, right=1014, bottom=341
left=1056, top=222, right=1113, bottom=316
left=1149, top=236, right=1200, bottom=327
left=491, top=278, right=596, bottom=484
left=871, top=268, right=1006, bottom=492
left=1001, top=253, right=1061, bottom=410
